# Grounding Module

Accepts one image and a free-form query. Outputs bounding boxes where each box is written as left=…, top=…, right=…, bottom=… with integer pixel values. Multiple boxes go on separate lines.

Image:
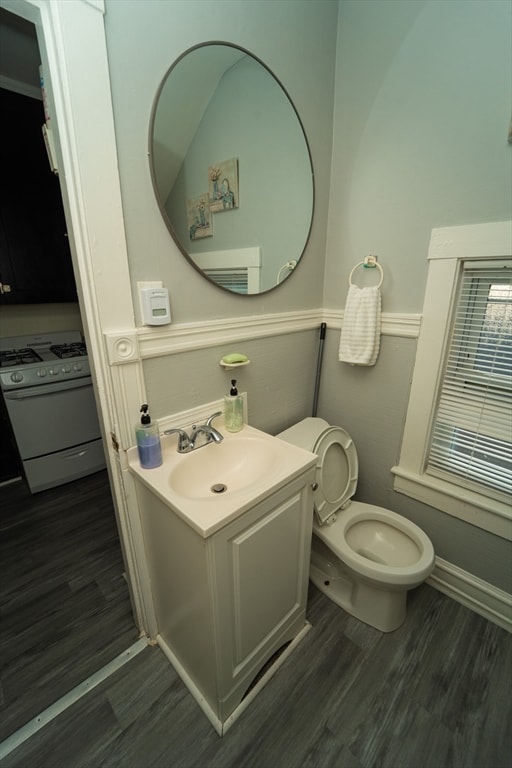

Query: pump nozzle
left=140, top=403, right=151, bottom=425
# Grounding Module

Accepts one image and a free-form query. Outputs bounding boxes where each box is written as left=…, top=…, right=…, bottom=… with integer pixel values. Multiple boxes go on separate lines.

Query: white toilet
left=277, top=417, right=435, bottom=632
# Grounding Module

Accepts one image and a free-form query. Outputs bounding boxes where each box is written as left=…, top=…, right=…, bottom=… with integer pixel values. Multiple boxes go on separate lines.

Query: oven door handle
left=63, top=448, right=88, bottom=459
left=3, top=377, right=92, bottom=399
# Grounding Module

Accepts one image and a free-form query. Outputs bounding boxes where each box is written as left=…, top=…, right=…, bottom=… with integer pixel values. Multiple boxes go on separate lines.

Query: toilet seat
left=313, top=501, right=435, bottom=587
left=277, top=417, right=358, bottom=526
left=312, top=426, right=358, bottom=525
left=278, top=418, right=435, bottom=630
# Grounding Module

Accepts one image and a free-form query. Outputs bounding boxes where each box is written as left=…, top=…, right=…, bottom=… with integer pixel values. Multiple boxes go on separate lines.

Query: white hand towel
left=338, top=285, right=381, bottom=366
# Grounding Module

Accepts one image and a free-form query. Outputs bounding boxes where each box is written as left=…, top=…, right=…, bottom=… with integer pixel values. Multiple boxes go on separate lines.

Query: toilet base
left=310, top=535, right=408, bottom=632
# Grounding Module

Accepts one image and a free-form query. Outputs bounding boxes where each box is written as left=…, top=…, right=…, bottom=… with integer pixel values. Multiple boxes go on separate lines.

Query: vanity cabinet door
left=210, top=479, right=313, bottom=718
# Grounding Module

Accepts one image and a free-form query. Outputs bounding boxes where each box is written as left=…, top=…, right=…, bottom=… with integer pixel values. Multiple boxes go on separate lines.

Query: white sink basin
left=127, top=423, right=316, bottom=537
left=169, top=435, right=277, bottom=499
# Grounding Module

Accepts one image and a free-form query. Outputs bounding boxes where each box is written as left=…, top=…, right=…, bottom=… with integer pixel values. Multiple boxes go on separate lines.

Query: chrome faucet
left=163, top=427, right=191, bottom=453
left=164, top=411, right=223, bottom=453
left=190, top=411, right=223, bottom=450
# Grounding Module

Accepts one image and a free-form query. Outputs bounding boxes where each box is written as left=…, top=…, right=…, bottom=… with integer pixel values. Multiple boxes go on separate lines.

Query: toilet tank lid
left=277, top=417, right=330, bottom=448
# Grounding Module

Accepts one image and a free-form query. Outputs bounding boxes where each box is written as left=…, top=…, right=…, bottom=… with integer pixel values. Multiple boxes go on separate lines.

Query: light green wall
left=318, top=334, right=512, bottom=593
left=103, top=0, right=511, bottom=591
left=103, top=0, right=336, bottom=322
left=325, top=0, right=512, bottom=312
left=321, top=0, right=512, bottom=592
left=143, top=330, right=320, bottom=436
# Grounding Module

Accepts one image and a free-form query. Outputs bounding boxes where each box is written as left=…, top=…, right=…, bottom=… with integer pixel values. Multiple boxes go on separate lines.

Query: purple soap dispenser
left=135, top=404, right=163, bottom=469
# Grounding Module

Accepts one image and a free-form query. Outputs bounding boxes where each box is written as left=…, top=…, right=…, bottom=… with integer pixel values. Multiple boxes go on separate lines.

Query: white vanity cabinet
left=134, top=467, right=314, bottom=734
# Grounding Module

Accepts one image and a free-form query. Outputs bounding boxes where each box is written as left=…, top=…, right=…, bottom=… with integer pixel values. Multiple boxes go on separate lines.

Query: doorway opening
left=0, top=7, right=139, bottom=742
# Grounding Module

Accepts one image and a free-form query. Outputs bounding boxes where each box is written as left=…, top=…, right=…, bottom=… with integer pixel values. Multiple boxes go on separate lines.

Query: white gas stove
left=0, top=331, right=91, bottom=390
left=0, top=331, right=105, bottom=493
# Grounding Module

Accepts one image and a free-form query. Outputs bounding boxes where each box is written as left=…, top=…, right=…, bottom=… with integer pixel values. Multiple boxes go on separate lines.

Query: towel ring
left=349, top=256, right=384, bottom=288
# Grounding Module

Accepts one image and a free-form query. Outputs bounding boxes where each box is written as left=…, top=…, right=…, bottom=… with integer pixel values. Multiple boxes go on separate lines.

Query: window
left=392, top=222, right=512, bottom=540
left=427, top=264, right=511, bottom=498
left=202, top=267, right=250, bottom=293
left=193, top=247, right=261, bottom=294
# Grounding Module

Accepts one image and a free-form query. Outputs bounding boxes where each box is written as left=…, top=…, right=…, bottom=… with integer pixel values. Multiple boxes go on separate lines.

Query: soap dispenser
left=135, top=404, right=163, bottom=469
left=224, top=379, right=243, bottom=433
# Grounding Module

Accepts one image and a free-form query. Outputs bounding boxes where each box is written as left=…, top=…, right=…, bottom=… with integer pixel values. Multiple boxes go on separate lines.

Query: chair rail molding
left=323, top=309, right=421, bottom=338
left=135, top=308, right=421, bottom=359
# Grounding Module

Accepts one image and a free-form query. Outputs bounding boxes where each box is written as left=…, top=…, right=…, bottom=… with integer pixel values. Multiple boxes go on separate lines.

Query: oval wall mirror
left=149, top=43, right=314, bottom=295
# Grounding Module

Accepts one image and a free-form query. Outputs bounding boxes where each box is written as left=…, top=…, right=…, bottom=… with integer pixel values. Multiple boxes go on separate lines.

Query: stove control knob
left=73, top=363, right=83, bottom=372
left=49, top=367, right=59, bottom=376
left=37, top=368, right=47, bottom=378
left=10, top=372, right=23, bottom=383
left=62, top=364, right=71, bottom=374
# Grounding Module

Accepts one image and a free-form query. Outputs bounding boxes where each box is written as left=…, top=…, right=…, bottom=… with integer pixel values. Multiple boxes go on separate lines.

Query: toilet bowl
left=277, top=417, right=435, bottom=632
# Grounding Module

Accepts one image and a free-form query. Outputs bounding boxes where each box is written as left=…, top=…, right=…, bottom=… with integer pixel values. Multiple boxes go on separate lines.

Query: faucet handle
left=206, top=410, right=222, bottom=427
left=163, top=427, right=190, bottom=452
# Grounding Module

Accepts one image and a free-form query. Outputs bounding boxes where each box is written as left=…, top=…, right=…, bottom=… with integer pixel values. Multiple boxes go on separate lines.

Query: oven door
left=3, top=376, right=102, bottom=459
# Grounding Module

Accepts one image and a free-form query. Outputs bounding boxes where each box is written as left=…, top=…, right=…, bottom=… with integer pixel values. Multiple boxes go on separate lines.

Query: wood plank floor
left=0, top=470, right=139, bottom=741
left=1, top=471, right=511, bottom=767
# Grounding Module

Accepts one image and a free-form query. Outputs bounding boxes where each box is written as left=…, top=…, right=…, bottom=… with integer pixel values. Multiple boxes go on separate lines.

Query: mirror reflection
left=149, top=43, right=314, bottom=294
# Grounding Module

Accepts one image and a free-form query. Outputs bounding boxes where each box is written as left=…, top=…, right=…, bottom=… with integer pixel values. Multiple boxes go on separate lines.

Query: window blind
left=427, top=261, right=512, bottom=498
left=203, top=268, right=248, bottom=294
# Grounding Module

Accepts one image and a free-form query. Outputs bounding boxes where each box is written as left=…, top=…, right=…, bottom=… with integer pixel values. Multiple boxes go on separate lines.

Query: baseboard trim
left=156, top=634, right=223, bottom=735
left=0, top=475, right=22, bottom=488
left=427, top=557, right=512, bottom=632
left=156, top=622, right=312, bottom=736
left=0, top=636, right=148, bottom=761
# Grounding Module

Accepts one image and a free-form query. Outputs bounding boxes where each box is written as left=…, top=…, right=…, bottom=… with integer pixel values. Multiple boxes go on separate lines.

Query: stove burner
left=0, top=348, right=42, bottom=367
left=50, top=342, right=87, bottom=359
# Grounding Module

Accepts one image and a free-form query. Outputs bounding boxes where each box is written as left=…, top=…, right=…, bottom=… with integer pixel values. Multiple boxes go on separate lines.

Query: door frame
left=2, top=0, right=156, bottom=636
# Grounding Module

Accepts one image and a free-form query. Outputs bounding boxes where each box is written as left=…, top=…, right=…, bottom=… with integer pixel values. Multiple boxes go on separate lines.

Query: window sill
left=391, top=466, right=512, bottom=541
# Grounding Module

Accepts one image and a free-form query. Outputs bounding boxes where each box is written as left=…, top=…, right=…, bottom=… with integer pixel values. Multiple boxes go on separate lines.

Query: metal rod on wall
left=312, top=322, right=326, bottom=417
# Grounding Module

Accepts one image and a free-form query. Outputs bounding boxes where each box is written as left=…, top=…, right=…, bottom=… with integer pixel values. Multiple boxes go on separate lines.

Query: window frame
left=426, top=262, right=511, bottom=500
left=391, top=221, right=512, bottom=541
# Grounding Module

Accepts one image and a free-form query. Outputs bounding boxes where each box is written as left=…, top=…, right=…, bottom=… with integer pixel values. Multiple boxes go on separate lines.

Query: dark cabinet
left=0, top=88, right=77, bottom=304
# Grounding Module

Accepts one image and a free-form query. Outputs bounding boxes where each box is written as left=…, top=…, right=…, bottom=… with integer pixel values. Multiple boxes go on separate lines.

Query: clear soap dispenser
left=135, top=403, right=163, bottom=469
left=224, top=379, right=243, bottom=433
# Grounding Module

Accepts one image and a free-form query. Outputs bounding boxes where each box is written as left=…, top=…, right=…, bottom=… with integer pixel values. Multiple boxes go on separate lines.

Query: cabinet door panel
left=211, top=482, right=312, bottom=709
left=231, top=493, right=303, bottom=662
